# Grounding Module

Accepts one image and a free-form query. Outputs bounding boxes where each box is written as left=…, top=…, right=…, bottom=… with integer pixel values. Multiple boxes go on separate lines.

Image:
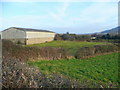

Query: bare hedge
left=75, top=44, right=119, bottom=59
left=75, top=47, right=95, bottom=59
left=94, top=44, right=118, bottom=54
left=2, top=40, right=70, bottom=61
left=3, top=40, right=119, bottom=60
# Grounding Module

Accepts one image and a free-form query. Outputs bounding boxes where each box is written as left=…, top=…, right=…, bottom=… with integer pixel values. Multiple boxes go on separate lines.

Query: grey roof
left=3, top=27, right=55, bottom=33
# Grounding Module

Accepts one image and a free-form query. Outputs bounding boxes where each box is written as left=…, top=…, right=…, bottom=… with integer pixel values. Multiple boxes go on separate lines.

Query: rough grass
left=28, top=52, right=119, bottom=88
left=26, top=41, right=110, bottom=55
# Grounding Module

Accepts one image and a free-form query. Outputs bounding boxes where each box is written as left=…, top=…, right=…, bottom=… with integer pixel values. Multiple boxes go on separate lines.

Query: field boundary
left=2, top=40, right=120, bottom=62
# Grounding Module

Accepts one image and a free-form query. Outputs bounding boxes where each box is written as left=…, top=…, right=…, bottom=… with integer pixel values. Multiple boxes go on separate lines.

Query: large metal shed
left=2, top=27, right=56, bottom=45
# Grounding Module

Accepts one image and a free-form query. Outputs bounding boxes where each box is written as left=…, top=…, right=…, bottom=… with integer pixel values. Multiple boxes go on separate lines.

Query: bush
left=17, top=40, right=22, bottom=45
left=75, top=47, right=95, bottom=59
left=94, top=44, right=118, bottom=54
left=2, top=40, right=69, bottom=61
left=54, top=34, right=91, bottom=41
left=54, top=34, right=63, bottom=40
left=75, top=44, right=119, bottom=59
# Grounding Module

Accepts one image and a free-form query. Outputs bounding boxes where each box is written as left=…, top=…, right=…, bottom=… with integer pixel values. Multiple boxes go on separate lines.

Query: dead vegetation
left=75, top=44, right=119, bottom=59
left=2, top=40, right=69, bottom=62
left=2, top=57, right=82, bottom=88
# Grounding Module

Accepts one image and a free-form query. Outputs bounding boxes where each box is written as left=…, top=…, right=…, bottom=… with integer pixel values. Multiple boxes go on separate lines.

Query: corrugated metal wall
left=26, top=31, right=55, bottom=44
left=2, top=28, right=26, bottom=39
left=26, top=31, right=55, bottom=38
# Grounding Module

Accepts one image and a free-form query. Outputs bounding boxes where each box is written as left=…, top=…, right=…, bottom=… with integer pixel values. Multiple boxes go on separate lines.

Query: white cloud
left=59, top=2, right=69, bottom=17
left=63, top=2, right=118, bottom=33
left=71, top=2, right=118, bottom=25
left=49, top=2, right=70, bottom=22
left=49, top=12, right=63, bottom=22
left=1, top=15, right=48, bottom=30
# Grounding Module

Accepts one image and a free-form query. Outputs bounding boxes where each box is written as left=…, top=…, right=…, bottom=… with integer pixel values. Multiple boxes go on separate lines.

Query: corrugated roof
left=3, top=27, right=55, bottom=33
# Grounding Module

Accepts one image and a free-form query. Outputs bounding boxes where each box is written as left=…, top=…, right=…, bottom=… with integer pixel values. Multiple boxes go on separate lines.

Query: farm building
left=2, top=27, right=55, bottom=45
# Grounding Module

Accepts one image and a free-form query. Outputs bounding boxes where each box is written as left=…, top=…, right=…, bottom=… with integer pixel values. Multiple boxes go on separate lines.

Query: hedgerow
left=75, top=44, right=119, bottom=59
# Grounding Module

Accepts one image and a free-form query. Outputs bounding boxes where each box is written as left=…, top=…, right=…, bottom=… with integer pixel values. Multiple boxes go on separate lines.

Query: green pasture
left=28, top=52, right=119, bottom=87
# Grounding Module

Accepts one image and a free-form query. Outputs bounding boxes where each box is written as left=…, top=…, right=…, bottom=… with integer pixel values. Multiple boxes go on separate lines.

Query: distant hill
left=101, top=26, right=120, bottom=34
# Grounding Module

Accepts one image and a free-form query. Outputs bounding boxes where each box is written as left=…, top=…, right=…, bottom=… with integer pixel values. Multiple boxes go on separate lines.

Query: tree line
left=54, top=32, right=120, bottom=42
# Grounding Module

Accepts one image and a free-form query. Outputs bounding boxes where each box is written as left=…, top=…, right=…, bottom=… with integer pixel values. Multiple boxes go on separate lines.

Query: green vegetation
left=27, top=41, right=109, bottom=48
left=28, top=52, right=119, bottom=87
left=27, top=41, right=110, bottom=55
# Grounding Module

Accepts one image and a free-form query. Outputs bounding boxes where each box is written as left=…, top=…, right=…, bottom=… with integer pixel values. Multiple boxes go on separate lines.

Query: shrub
left=2, top=40, right=69, bottom=61
left=75, top=44, right=119, bottom=59
left=75, top=47, right=95, bottom=59
left=54, top=34, right=63, bottom=40
left=54, top=34, right=91, bottom=41
left=17, top=40, right=22, bottom=45
left=94, top=44, right=118, bottom=54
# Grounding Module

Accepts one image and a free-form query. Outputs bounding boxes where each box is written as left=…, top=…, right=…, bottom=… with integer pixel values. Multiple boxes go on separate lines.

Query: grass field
left=27, top=41, right=110, bottom=55
left=28, top=52, right=119, bottom=87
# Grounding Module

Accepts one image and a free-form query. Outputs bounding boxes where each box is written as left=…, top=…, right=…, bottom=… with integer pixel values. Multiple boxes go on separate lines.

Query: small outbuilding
left=2, top=27, right=56, bottom=45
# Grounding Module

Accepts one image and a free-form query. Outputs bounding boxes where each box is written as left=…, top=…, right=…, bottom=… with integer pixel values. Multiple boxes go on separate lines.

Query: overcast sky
left=0, top=0, right=119, bottom=34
